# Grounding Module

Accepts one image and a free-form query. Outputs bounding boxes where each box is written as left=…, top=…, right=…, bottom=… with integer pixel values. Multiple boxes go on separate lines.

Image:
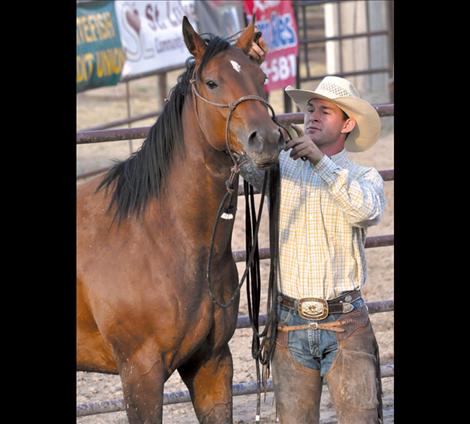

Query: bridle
left=189, top=68, right=290, bottom=308
left=190, top=72, right=279, bottom=169
left=190, top=66, right=289, bottom=419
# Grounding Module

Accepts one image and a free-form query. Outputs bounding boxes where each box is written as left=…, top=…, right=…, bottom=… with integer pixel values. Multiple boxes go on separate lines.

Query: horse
left=77, top=17, right=284, bottom=423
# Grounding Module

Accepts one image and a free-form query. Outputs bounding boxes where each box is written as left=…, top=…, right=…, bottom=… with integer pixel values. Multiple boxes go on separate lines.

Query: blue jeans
left=277, top=296, right=366, bottom=377
left=272, top=296, right=382, bottom=423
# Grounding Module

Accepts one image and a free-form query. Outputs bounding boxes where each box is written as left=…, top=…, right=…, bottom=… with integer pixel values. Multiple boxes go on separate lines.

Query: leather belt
left=278, top=290, right=362, bottom=320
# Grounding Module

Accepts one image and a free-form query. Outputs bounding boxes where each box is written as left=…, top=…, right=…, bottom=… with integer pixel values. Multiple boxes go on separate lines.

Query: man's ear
left=182, top=16, right=206, bottom=61
left=235, top=15, right=256, bottom=53
left=341, top=118, right=356, bottom=135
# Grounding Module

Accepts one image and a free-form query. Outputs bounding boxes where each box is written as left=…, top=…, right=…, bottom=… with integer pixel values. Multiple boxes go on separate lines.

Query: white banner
left=114, top=1, right=197, bottom=77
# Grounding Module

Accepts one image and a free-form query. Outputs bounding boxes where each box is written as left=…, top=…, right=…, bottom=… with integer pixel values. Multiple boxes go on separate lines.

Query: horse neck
left=151, top=100, right=238, bottom=251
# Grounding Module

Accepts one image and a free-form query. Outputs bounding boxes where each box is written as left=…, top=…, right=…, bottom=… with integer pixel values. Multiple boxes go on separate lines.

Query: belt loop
left=294, top=298, right=299, bottom=312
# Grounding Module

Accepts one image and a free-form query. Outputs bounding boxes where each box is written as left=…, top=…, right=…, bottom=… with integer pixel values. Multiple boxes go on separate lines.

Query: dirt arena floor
left=77, top=71, right=394, bottom=423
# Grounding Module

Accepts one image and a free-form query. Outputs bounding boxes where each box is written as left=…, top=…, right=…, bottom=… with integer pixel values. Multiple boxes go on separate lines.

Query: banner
left=244, top=0, right=298, bottom=91
left=114, top=1, right=197, bottom=78
left=77, top=1, right=126, bottom=92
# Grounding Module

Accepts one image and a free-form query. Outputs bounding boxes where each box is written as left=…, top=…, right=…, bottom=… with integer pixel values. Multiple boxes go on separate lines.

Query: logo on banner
left=255, top=12, right=297, bottom=50
left=114, top=1, right=197, bottom=77
left=244, top=0, right=298, bottom=92
left=76, top=1, right=126, bottom=92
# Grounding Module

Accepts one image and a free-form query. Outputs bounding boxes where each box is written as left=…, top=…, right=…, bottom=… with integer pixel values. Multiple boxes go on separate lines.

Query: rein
left=245, top=165, right=281, bottom=420
left=190, top=70, right=290, bottom=420
left=189, top=71, right=287, bottom=308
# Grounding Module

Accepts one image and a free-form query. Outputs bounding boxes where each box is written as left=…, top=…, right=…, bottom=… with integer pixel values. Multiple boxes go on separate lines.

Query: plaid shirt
left=278, top=148, right=385, bottom=300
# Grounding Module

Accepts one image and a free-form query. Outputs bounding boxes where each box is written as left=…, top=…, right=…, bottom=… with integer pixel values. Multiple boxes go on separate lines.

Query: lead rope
left=191, top=69, right=295, bottom=421
left=245, top=165, right=281, bottom=420
left=244, top=178, right=262, bottom=420
left=246, top=124, right=292, bottom=421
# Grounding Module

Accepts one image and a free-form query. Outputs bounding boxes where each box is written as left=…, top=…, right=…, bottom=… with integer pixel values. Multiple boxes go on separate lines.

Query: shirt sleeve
left=314, top=155, right=386, bottom=228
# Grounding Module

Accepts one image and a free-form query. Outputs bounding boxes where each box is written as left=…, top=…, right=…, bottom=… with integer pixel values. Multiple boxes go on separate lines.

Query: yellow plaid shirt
left=278, top=148, right=385, bottom=300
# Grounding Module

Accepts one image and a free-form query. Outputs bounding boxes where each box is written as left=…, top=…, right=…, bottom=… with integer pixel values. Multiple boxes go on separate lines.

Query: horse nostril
left=248, top=131, right=265, bottom=153
left=248, top=131, right=258, bottom=146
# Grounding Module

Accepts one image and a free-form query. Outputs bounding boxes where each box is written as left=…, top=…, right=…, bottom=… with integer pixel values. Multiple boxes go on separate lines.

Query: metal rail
left=233, top=234, right=393, bottom=264
left=76, top=299, right=393, bottom=417
left=81, top=111, right=161, bottom=132
left=76, top=104, right=394, bottom=144
left=77, top=361, right=394, bottom=416
left=237, top=299, right=393, bottom=329
left=76, top=94, right=394, bottom=419
left=236, top=169, right=393, bottom=194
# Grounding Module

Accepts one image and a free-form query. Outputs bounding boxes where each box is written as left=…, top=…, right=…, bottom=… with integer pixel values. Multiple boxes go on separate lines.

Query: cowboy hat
left=285, top=76, right=381, bottom=152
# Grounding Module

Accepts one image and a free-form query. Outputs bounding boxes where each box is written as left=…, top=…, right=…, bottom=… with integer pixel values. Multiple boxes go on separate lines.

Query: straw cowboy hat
left=285, top=76, right=381, bottom=152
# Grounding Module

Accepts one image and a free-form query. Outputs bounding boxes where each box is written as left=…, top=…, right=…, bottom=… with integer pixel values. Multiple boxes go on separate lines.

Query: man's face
left=303, top=98, right=351, bottom=147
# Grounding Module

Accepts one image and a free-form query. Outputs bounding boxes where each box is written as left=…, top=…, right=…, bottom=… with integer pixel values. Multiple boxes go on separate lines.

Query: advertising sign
left=114, top=1, right=197, bottom=77
left=244, top=0, right=298, bottom=91
left=77, top=0, right=126, bottom=92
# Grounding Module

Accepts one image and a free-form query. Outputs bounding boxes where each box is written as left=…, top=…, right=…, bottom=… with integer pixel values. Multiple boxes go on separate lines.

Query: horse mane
left=97, top=34, right=231, bottom=223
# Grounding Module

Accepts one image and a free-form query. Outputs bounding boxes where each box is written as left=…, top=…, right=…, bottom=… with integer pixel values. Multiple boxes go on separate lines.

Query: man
left=245, top=42, right=386, bottom=423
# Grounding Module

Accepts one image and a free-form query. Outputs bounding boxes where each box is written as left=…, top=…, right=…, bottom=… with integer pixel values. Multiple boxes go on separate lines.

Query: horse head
left=182, top=16, right=283, bottom=169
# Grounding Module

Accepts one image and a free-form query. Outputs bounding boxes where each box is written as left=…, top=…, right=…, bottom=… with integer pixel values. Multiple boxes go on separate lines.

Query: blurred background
left=77, top=0, right=393, bottom=178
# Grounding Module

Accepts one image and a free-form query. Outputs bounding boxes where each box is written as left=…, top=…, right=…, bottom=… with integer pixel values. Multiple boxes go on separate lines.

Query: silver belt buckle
left=298, top=297, right=329, bottom=320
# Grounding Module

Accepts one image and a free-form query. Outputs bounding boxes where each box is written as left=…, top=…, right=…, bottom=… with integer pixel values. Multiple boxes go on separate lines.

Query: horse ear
left=182, top=16, right=205, bottom=60
left=235, top=15, right=256, bottom=53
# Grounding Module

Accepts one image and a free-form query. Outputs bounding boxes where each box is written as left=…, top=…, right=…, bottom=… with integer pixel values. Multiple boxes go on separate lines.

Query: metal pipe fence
left=288, top=0, right=394, bottom=111
left=77, top=0, right=393, bottom=133
left=77, top=361, right=394, bottom=417
left=83, top=111, right=161, bottom=132
left=76, top=102, right=394, bottom=419
left=77, top=299, right=394, bottom=417
left=76, top=104, right=393, bottom=145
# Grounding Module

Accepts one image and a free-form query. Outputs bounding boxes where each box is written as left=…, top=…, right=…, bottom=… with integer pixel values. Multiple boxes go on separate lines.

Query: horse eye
left=206, top=80, right=218, bottom=89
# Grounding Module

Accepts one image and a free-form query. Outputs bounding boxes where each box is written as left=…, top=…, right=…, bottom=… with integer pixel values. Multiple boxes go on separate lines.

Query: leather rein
left=189, top=71, right=289, bottom=308
left=190, top=70, right=289, bottom=419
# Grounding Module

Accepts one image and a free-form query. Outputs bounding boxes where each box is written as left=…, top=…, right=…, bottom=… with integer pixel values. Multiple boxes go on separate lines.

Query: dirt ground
left=76, top=70, right=394, bottom=423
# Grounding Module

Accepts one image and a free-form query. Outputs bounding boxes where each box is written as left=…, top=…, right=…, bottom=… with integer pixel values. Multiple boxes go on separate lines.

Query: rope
left=190, top=68, right=294, bottom=420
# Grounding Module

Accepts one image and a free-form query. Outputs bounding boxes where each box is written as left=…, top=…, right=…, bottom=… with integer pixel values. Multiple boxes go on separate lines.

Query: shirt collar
left=329, top=148, right=349, bottom=166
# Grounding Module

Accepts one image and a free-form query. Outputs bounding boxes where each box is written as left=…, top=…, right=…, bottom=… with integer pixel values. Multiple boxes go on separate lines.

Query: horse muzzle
left=245, top=126, right=284, bottom=167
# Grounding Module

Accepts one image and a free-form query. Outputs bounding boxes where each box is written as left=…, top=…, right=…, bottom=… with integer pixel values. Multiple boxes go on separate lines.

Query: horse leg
left=178, top=343, right=233, bottom=423
left=117, top=343, right=166, bottom=424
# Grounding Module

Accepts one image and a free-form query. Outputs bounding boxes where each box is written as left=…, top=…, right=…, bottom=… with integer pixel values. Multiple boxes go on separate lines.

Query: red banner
left=243, top=0, right=298, bottom=91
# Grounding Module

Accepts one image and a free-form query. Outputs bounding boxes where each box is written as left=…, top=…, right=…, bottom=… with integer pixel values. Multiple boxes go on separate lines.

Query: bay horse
left=77, top=17, right=283, bottom=423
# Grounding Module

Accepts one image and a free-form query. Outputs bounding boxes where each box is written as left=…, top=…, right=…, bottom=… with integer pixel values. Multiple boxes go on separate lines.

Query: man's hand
left=247, top=31, right=268, bottom=64
left=279, top=124, right=304, bottom=146
left=285, top=135, right=324, bottom=164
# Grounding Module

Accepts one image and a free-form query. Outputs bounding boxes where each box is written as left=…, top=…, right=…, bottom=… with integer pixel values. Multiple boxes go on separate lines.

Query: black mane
left=97, top=34, right=230, bottom=223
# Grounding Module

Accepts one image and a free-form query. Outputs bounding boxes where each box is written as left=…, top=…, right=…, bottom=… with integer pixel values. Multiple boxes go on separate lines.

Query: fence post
left=125, top=81, right=133, bottom=154
left=157, top=72, right=168, bottom=110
